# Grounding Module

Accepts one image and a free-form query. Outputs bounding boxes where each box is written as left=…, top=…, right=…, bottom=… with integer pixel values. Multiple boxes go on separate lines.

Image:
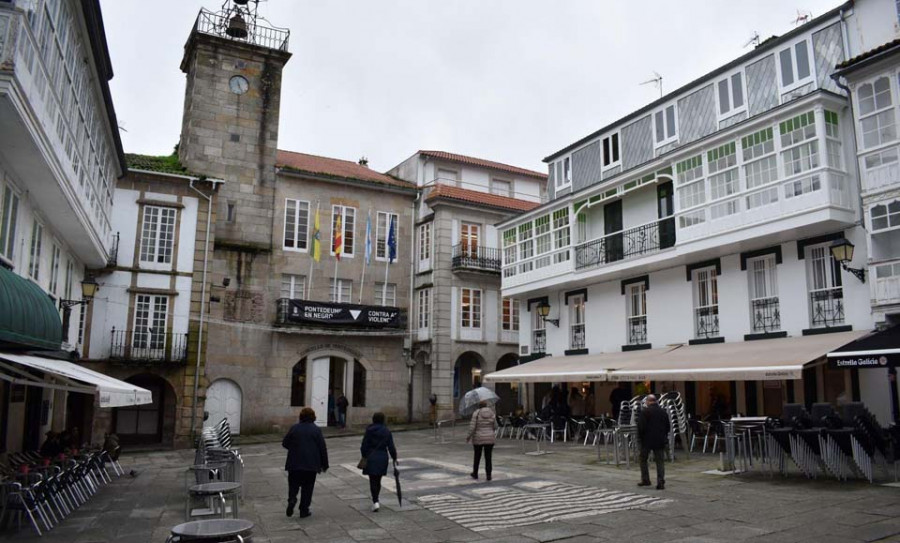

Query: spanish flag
left=334, top=213, right=343, bottom=261
left=311, top=205, right=321, bottom=262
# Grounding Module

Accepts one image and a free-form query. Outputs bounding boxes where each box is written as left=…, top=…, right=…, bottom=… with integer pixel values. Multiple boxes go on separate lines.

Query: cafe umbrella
left=459, top=387, right=500, bottom=416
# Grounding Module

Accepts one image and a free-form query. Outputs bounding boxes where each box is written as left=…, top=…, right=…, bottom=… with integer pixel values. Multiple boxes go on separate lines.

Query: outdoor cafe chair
left=549, top=416, right=568, bottom=443
left=689, top=419, right=711, bottom=453
left=0, top=481, right=51, bottom=536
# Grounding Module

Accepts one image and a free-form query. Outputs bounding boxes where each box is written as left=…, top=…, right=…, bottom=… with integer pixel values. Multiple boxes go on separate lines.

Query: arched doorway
left=454, top=352, right=484, bottom=412
left=493, top=353, right=519, bottom=416
left=303, top=353, right=361, bottom=427
left=114, top=374, right=177, bottom=446
left=291, top=358, right=307, bottom=407
left=205, top=379, right=242, bottom=434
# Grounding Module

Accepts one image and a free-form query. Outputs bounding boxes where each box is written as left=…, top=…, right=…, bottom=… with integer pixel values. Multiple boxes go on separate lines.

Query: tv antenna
left=744, top=32, right=760, bottom=49
left=791, top=9, right=812, bottom=26
left=640, top=72, right=663, bottom=98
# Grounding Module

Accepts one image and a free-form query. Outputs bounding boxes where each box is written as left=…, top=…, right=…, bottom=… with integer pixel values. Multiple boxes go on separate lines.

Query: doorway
left=493, top=354, right=519, bottom=415
left=604, top=200, right=623, bottom=262
left=205, top=379, right=242, bottom=434
left=307, top=356, right=353, bottom=427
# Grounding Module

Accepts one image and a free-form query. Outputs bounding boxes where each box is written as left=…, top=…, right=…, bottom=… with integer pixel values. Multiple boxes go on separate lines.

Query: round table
left=168, top=518, right=254, bottom=542
left=186, top=482, right=242, bottom=521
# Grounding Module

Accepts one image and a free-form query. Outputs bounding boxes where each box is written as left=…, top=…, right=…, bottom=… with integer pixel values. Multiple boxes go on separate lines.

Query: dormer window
left=717, top=71, right=746, bottom=119
left=554, top=156, right=572, bottom=190
left=654, top=104, right=678, bottom=147
left=778, top=38, right=815, bottom=93
left=602, top=132, right=621, bottom=169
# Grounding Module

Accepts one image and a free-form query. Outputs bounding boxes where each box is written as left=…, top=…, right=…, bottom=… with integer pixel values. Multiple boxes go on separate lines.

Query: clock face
left=229, top=75, right=249, bottom=95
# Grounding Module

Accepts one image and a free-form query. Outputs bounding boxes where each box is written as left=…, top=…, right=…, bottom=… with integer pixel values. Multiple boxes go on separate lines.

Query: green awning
left=0, top=266, right=61, bottom=350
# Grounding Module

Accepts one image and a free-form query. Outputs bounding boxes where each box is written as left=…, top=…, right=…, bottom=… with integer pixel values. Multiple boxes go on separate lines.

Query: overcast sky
left=100, top=0, right=843, bottom=174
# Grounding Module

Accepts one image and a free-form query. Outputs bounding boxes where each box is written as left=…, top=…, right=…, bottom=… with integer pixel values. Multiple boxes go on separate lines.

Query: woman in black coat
left=360, top=412, right=397, bottom=512
left=283, top=407, right=329, bottom=518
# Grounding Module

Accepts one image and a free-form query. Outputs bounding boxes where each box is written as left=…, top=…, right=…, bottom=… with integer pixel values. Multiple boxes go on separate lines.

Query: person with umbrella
left=360, top=412, right=397, bottom=512
left=466, top=398, right=498, bottom=481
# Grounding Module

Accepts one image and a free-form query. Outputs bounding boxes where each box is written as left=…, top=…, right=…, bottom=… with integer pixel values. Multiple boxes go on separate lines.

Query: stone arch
left=453, top=351, right=486, bottom=410
left=205, top=378, right=243, bottom=434
left=113, top=373, right=178, bottom=447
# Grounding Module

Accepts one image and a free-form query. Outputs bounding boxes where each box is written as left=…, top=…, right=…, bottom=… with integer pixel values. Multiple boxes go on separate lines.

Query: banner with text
left=284, top=300, right=402, bottom=328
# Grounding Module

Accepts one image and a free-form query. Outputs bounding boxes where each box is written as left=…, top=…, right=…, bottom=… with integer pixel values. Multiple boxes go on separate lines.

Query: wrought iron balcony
left=810, top=288, right=845, bottom=328
left=627, top=316, right=648, bottom=345
left=695, top=306, right=720, bottom=339
left=452, top=244, right=501, bottom=273
left=532, top=329, right=547, bottom=354
left=750, top=297, right=781, bottom=333
left=575, top=217, right=675, bottom=271
left=109, top=329, right=189, bottom=364
left=193, top=8, right=290, bottom=51
left=276, top=298, right=407, bottom=330
left=570, top=324, right=586, bottom=350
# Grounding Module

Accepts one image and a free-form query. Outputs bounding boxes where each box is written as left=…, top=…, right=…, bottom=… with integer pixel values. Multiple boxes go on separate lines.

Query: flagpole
left=382, top=212, right=393, bottom=305
left=359, top=209, right=370, bottom=304
left=307, top=201, right=319, bottom=300
left=333, top=210, right=342, bottom=303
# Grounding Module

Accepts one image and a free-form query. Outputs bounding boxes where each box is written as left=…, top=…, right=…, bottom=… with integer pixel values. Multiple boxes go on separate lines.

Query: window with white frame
left=864, top=147, right=899, bottom=179
left=418, top=222, right=431, bottom=264
left=602, top=133, right=621, bottom=168
left=806, top=244, right=844, bottom=327
left=331, top=205, right=356, bottom=257
left=780, top=111, right=820, bottom=177
left=64, top=259, right=73, bottom=300
left=28, top=220, right=43, bottom=280
left=676, top=155, right=706, bottom=216
left=501, top=297, right=519, bottom=331
left=554, top=157, right=572, bottom=189
left=871, top=201, right=900, bottom=232
left=329, top=278, right=352, bottom=303
left=436, top=168, right=459, bottom=185
left=552, top=208, right=571, bottom=264
left=48, top=244, right=61, bottom=295
left=569, top=294, right=585, bottom=349
left=376, top=211, right=398, bottom=261
left=460, top=222, right=480, bottom=257
left=824, top=110, right=842, bottom=169
left=460, top=288, right=482, bottom=329
left=133, top=294, right=168, bottom=354
left=747, top=255, right=780, bottom=333
left=654, top=104, right=678, bottom=146
left=717, top=71, right=746, bottom=118
left=692, top=266, right=719, bottom=339
left=742, top=127, right=778, bottom=190
left=417, top=289, right=431, bottom=331
left=532, top=304, right=546, bottom=353
left=502, top=228, right=517, bottom=278
left=283, top=199, right=310, bottom=251
left=0, top=184, right=19, bottom=262
left=517, top=222, right=534, bottom=273
left=858, top=76, right=896, bottom=149
left=625, top=283, right=647, bottom=345
left=678, top=175, right=706, bottom=208
left=778, top=39, right=814, bottom=91
left=491, top=178, right=512, bottom=197
left=375, top=282, right=397, bottom=307
left=707, top=143, right=739, bottom=219
left=140, top=206, right=176, bottom=265
left=280, top=274, right=306, bottom=299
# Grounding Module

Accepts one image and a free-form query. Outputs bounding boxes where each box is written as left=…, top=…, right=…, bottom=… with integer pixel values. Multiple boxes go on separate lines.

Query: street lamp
left=829, top=238, right=866, bottom=283
left=403, top=347, right=415, bottom=423
left=59, top=277, right=99, bottom=344
left=536, top=300, right=559, bottom=327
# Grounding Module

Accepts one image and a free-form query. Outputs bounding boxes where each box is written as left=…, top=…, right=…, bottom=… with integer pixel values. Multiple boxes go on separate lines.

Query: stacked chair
left=195, top=418, right=244, bottom=499
left=0, top=447, right=120, bottom=536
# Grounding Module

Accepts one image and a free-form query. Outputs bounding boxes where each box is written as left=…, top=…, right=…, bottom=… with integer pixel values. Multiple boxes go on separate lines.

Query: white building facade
left=497, top=1, right=900, bottom=424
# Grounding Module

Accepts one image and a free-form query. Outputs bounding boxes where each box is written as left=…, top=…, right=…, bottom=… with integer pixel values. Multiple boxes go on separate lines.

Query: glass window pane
left=874, top=77, right=892, bottom=109
left=795, top=42, right=810, bottom=80
left=731, top=73, right=744, bottom=108
left=655, top=111, right=664, bottom=142
left=666, top=106, right=676, bottom=138
left=718, top=80, right=730, bottom=114
left=612, top=133, right=619, bottom=162
left=859, top=83, right=875, bottom=116
left=779, top=48, right=794, bottom=86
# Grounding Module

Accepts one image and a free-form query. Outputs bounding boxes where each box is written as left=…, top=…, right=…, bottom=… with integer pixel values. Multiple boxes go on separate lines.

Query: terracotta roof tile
left=125, top=153, right=200, bottom=177
left=419, top=150, right=547, bottom=180
left=276, top=150, right=415, bottom=190
left=835, top=38, right=900, bottom=71
left=425, top=184, right=541, bottom=212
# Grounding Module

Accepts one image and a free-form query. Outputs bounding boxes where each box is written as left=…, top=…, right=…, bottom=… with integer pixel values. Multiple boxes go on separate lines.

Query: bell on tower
left=193, top=0, right=290, bottom=51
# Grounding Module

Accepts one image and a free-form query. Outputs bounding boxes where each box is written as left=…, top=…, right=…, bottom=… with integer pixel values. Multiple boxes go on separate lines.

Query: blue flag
left=388, top=215, right=397, bottom=263
left=364, top=213, right=372, bottom=265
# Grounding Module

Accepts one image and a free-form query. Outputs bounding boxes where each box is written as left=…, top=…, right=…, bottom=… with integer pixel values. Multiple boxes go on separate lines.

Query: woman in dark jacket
left=283, top=407, right=329, bottom=518
left=360, top=412, right=397, bottom=512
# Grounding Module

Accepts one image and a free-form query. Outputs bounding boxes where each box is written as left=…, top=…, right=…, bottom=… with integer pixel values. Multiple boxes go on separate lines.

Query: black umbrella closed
left=393, top=460, right=402, bottom=506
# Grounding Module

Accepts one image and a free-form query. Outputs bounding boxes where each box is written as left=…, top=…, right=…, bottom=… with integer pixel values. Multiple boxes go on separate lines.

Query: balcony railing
left=532, top=329, right=547, bottom=354
left=575, top=217, right=674, bottom=271
left=276, top=298, right=406, bottom=329
left=627, top=316, right=648, bottom=345
left=873, top=261, right=900, bottom=305
left=452, top=244, right=501, bottom=273
left=695, top=306, right=720, bottom=339
left=109, top=329, right=189, bottom=364
left=193, top=8, right=290, bottom=51
left=810, top=287, right=845, bottom=328
left=570, top=324, right=585, bottom=350
left=750, top=297, right=781, bottom=333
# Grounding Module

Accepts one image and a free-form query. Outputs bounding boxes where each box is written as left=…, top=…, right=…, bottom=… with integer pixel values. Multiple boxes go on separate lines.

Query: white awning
left=483, top=347, right=676, bottom=383
left=0, top=353, right=153, bottom=407
left=607, top=330, right=867, bottom=382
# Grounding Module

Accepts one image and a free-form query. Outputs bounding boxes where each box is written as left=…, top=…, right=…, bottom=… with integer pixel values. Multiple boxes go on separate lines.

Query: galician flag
left=334, top=214, right=343, bottom=261
left=364, top=213, right=373, bottom=265
left=311, top=206, right=321, bottom=262
left=388, top=215, right=397, bottom=263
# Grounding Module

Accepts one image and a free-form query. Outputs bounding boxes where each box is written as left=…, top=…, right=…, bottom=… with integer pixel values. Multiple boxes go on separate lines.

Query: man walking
left=283, top=407, right=329, bottom=518
left=336, top=391, right=349, bottom=429
left=637, top=394, right=669, bottom=490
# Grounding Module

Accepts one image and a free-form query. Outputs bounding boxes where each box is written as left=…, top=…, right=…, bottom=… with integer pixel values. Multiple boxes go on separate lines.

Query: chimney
left=358, top=156, right=369, bottom=168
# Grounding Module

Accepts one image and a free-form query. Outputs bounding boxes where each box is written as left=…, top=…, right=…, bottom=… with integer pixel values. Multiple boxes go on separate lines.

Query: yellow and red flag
left=334, top=213, right=343, bottom=261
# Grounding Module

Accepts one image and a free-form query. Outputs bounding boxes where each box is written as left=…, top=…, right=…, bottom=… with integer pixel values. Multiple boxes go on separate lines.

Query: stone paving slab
left=1, top=429, right=899, bottom=542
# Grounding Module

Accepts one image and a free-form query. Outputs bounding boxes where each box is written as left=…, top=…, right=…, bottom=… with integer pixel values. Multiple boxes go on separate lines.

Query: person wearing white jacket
left=466, top=401, right=498, bottom=480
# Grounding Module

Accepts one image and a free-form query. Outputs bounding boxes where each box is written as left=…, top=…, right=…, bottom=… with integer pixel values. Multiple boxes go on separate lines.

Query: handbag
left=357, top=435, right=388, bottom=470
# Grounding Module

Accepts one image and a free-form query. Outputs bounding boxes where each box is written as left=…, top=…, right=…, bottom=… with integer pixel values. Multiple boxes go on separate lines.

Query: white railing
left=872, top=260, right=900, bottom=305
left=678, top=169, right=852, bottom=243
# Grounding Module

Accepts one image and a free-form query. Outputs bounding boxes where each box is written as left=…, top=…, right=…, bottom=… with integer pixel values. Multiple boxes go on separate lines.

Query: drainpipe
left=831, top=74, right=867, bottom=226
left=188, top=178, right=214, bottom=444
left=407, top=158, right=423, bottom=424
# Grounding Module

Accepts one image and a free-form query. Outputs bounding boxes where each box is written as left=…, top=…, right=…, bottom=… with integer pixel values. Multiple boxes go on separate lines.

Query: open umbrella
left=393, top=460, right=402, bottom=506
left=459, top=387, right=500, bottom=416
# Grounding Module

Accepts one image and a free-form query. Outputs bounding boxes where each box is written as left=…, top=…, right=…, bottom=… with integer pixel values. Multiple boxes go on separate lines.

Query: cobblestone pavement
left=3, top=429, right=900, bottom=542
